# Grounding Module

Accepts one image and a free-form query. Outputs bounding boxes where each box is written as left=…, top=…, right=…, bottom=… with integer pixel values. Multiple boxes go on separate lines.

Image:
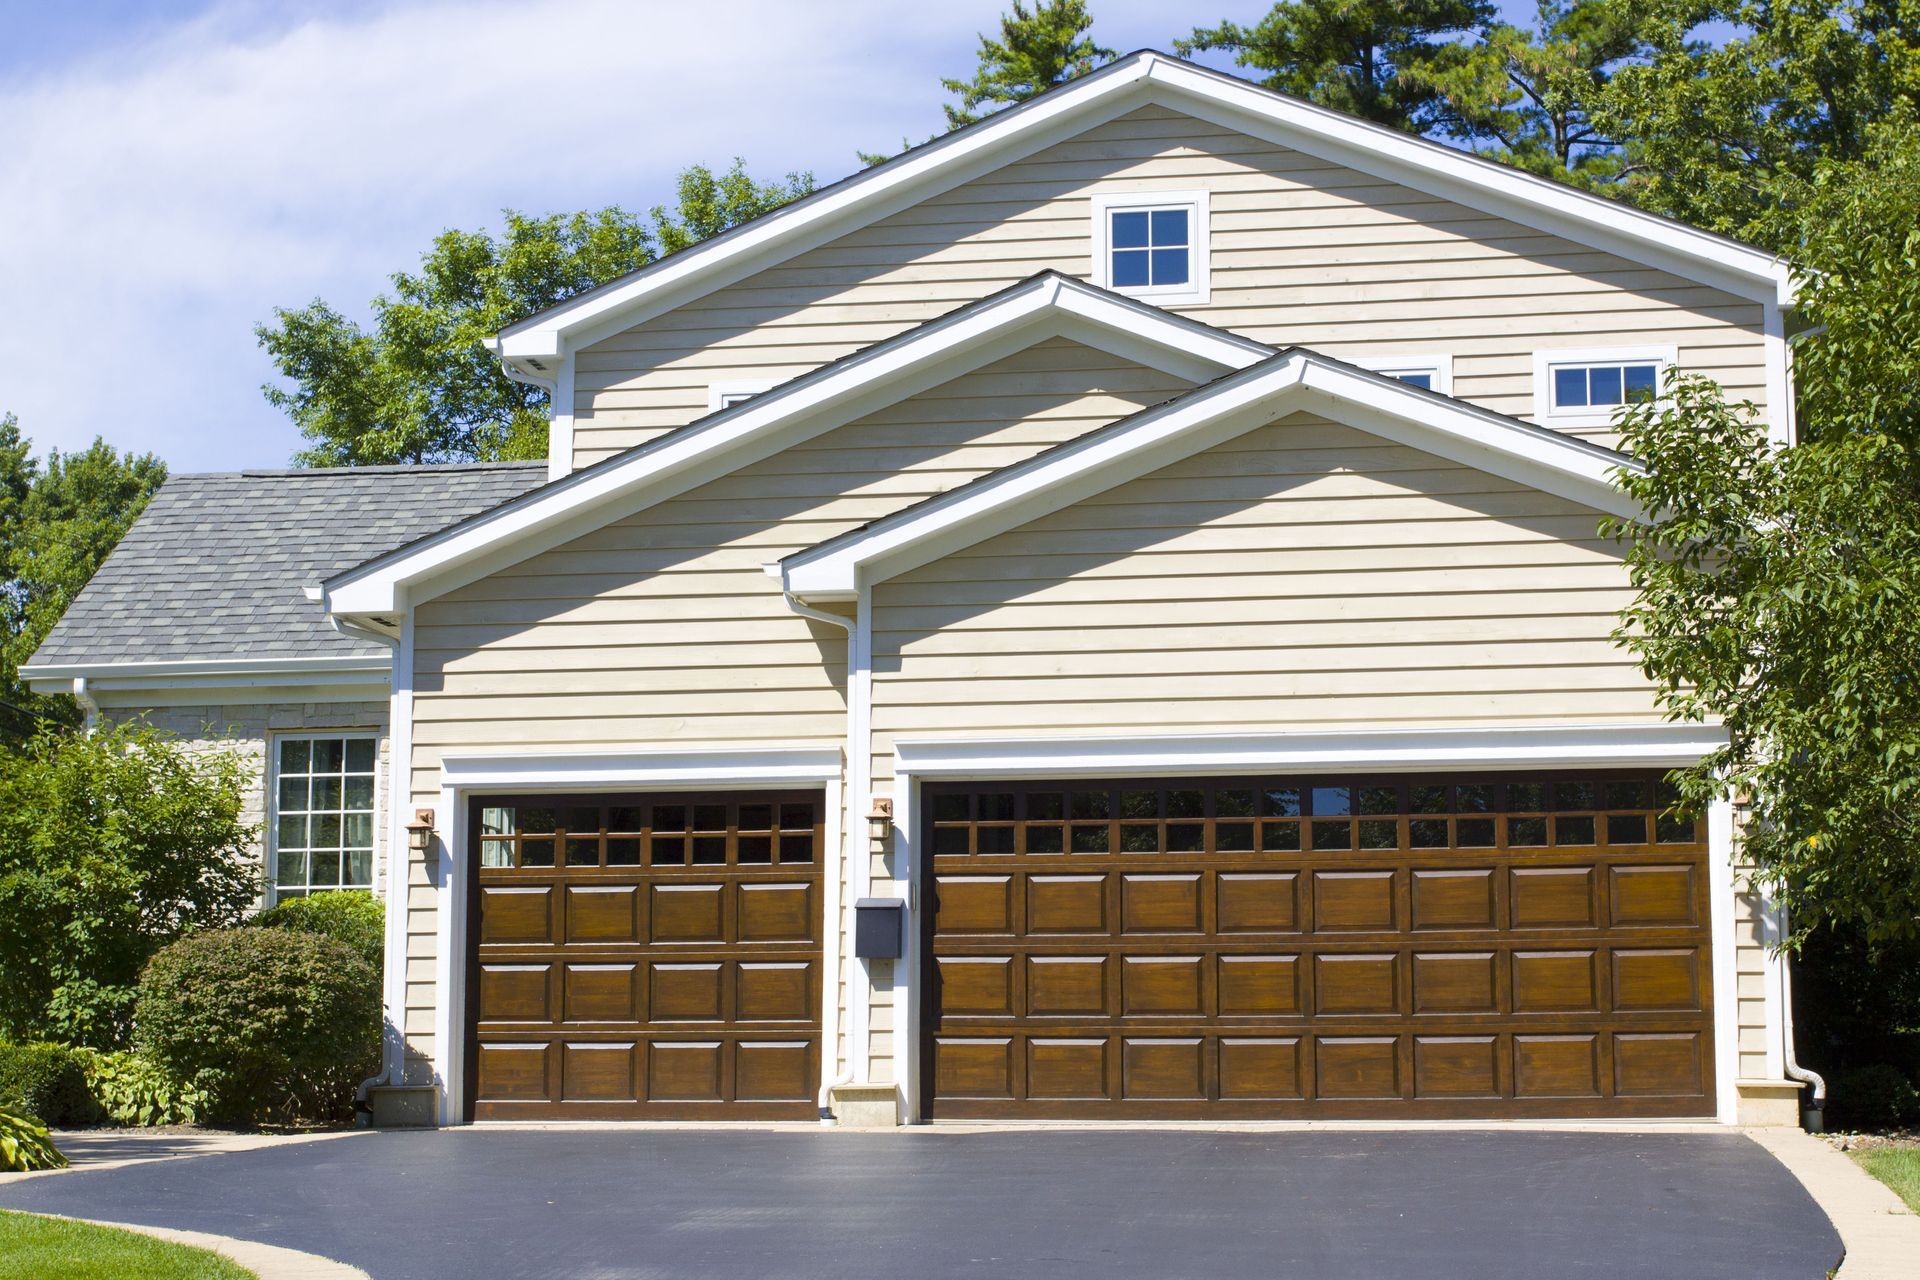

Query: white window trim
left=707, top=379, right=782, bottom=412
left=266, top=730, right=383, bottom=905
left=1533, top=345, right=1677, bottom=428
left=1090, top=189, right=1211, bottom=305
left=1354, top=353, right=1454, bottom=397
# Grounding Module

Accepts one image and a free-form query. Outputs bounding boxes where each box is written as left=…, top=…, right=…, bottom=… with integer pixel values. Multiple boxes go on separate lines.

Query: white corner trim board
left=490, top=51, right=1790, bottom=376
left=324, top=273, right=1269, bottom=619
left=781, top=349, right=1642, bottom=600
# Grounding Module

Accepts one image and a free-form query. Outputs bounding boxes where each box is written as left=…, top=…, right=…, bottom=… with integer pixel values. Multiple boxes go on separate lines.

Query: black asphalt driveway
left=0, top=1128, right=1841, bottom=1279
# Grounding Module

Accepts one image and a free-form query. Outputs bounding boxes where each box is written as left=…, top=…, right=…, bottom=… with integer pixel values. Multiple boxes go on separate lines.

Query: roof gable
left=778, top=353, right=1641, bottom=601
left=325, top=273, right=1271, bottom=619
left=492, top=51, right=1791, bottom=375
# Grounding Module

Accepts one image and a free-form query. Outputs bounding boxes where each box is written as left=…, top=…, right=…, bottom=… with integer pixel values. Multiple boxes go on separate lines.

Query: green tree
left=1402, top=0, right=1646, bottom=182
left=941, top=0, right=1116, bottom=128
left=0, top=721, right=259, bottom=1047
left=1598, top=0, right=1920, bottom=246
left=257, top=160, right=813, bottom=467
left=1178, top=0, right=1493, bottom=132
left=1603, top=128, right=1920, bottom=946
left=0, top=416, right=166, bottom=741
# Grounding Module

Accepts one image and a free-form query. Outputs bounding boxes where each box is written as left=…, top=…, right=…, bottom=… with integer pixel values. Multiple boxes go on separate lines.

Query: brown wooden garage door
left=465, top=792, right=823, bottom=1120
left=920, top=771, right=1714, bottom=1119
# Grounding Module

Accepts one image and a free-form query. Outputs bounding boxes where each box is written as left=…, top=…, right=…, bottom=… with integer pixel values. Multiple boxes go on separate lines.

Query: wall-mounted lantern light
left=407, top=808, right=436, bottom=861
left=866, top=798, right=893, bottom=845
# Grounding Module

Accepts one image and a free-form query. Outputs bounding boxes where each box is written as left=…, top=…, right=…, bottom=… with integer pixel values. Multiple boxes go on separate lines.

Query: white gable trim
left=491, top=53, right=1790, bottom=375
left=780, top=353, right=1641, bottom=600
left=325, top=274, right=1270, bottom=617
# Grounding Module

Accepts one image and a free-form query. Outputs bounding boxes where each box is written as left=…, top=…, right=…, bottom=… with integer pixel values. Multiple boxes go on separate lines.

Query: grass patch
left=0, top=1210, right=255, bottom=1279
left=1851, top=1146, right=1920, bottom=1213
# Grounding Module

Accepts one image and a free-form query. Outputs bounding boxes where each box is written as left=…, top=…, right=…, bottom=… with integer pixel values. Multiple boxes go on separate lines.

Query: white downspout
left=71, top=677, right=99, bottom=733
left=781, top=589, right=856, bottom=1116
left=1775, top=903, right=1827, bottom=1129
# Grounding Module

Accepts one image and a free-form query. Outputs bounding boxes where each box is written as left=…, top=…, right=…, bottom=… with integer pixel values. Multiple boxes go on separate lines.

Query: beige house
left=29, top=52, right=1810, bottom=1128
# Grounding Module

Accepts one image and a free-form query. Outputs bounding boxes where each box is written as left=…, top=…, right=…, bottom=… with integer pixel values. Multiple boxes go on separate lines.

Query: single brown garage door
left=920, top=771, right=1714, bottom=1119
left=465, top=791, right=823, bottom=1120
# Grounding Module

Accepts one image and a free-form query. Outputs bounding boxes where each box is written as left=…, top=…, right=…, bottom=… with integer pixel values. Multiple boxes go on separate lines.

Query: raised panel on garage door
left=465, top=791, right=823, bottom=1120
left=919, top=772, right=1714, bottom=1120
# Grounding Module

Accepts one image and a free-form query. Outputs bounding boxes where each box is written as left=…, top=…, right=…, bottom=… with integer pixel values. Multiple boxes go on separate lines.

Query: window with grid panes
left=475, top=796, right=820, bottom=869
left=273, top=735, right=377, bottom=899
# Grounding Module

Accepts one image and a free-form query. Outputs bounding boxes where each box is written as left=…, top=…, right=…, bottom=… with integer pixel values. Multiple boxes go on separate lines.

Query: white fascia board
left=438, top=744, right=843, bottom=791
left=325, top=275, right=1264, bottom=616
left=21, top=653, right=389, bottom=694
left=893, top=723, right=1729, bottom=780
left=496, top=60, right=1159, bottom=358
left=1142, top=61, right=1794, bottom=307
left=782, top=354, right=1641, bottom=598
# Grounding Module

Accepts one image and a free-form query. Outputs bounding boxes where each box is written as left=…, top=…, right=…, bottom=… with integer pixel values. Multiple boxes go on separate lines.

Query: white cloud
left=0, top=0, right=1208, bottom=470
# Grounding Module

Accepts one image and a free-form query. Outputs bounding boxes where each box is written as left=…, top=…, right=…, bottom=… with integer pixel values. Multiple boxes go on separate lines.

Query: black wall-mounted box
left=853, top=897, right=906, bottom=959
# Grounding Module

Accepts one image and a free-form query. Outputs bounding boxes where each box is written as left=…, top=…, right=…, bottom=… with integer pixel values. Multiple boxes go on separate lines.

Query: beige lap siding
left=402, top=341, right=1196, bottom=1087
left=572, top=104, right=1770, bottom=468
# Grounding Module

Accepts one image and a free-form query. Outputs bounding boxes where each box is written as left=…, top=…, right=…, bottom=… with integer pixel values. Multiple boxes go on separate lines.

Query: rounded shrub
left=135, top=928, right=380, bottom=1126
left=1829, top=1063, right=1920, bottom=1131
left=0, top=1041, right=98, bottom=1127
left=254, top=891, right=384, bottom=970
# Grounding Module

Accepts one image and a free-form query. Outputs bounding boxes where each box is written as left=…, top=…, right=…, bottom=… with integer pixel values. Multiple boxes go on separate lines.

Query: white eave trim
left=893, top=723, right=1729, bottom=779
left=781, top=351, right=1641, bottom=599
left=437, top=744, right=844, bottom=791
left=325, top=273, right=1270, bottom=616
left=493, top=51, right=1790, bottom=358
left=21, top=653, right=390, bottom=694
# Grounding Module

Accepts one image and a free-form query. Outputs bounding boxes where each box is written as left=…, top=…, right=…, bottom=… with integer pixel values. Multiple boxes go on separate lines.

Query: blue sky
left=0, top=0, right=1549, bottom=473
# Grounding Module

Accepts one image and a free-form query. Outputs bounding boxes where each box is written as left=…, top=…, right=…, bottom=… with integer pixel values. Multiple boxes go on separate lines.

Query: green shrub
left=0, top=1042, right=97, bottom=1127
left=1830, top=1063, right=1920, bottom=1131
left=136, top=927, right=379, bottom=1126
left=75, top=1049, right=207, bottom=1127
left=0, top=1107, right=66, bottom=1172
left=255, top=891, right=384, bottom=969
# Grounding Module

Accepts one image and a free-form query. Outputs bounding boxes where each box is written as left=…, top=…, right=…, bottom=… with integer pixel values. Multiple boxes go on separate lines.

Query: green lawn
left=1851, top=1146, right=1920, bottom=1213
left=0, top=1210, right=254, bottom=1279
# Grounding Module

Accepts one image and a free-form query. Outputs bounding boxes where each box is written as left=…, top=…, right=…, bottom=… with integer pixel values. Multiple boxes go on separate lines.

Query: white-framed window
left=270, top=733, right=379, bottom=900
left=1091, top=190, right=1210, bottom=304
left=708, top=380, right=780, bottom=412
left=1533, top=346, right=1676, bottom=426
left=1354, top=353, right=1454, bottom=396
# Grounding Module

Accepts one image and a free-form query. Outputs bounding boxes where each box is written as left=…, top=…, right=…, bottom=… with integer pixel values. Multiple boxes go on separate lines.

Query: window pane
left=1166, top=789, right=1204, bottom=819
left=1149, top=247, right=1188, bottom=285
left=932, top=794, right=968, bottom=823
left=1120, top=790, right=1157, bottom=819
left=480, top=839, right=513, bottom=869
left=344, top=813, right=373, bottom=849
left=1071, top=825, right=1110, bottom=853
left=780, top=834, right=815, bottom=863
left=1263, top=787, right=1301, bottom=817
left=1311, top=820, right=1351, bottom=850
left=559, top=806, right=599, bottom=834
left=1590, top=365, right=1623, bottom=405
left=738, top=835, right=773, bottom=863
left=1148, top=208, right=1188, bottom=246
left=1110, top=210, right=1150, bottom=248
left=977, top=826, right=1015, bottom=855
left=1624, top=364, right=1658, bottom=401
left=1027, top=793, right=1064, bottom=822
left=1216, top=821, right=1253, bottom=851
left=345, top=850, right=373, bottom=887
left=1508, top=817, right=1548, bottom=847
left=521, top=838, right=555, bottom=867
left=481, top=807, right=514, bottom=838
left=1071, top=790, right=1109, bottom=820
left=977, top=793, right=1015, bottom=822
left=1409, top=819, right=1448, bottom=848
left=608, top=807, right=642, bottom=833
left=607, top=838, right=641, bottom=866
left=1165, top=823, right=1205, bottom=852
left=277, top=815, right=306, bottom=849
left=345, top=738, right=375, bottom=772
left=1409, top=785, right=1447, bottom=813
left=652, top=805, right=686, bottom=831
left=311, top=739, right=344, bottom=773
left=1215, top=789, right=1255, bottom=818
left=278, top=776, right=308, bottom=813
left=1311, top=786, right=1351, bottom=816
left=1358, top=819, right=1398, bottom=849
left=276, top=852, right=307, bottom=886
left=1357, top=786, right=1399, bottom=815
left=313, top=814, right=341, bottom=848
left=1457, top=818, right=1496, bottom=847
left=1111, top=248, right=1150, bottom=287
left=693, top=804, right=726, bottom=831
left=1261, top=820, right=1300, bottom=851
left=311, top=776, right=343, bottom=811
left=1395, top=371, right=1433, bottom=389
left=310, top=851, right=341, bottom=887
left=739, top=804, right=773, bottom=831
left=280, top=738, right=310, bottom=773
left=566, top=838, right=599, bottom=866
left=345, top=777, right=374, bottom=810
left=781, top=802, right=816, bottom=831
left=1025, top=825, right=1064, bottom=854
left=1554, top=366, right=1588, bottom=408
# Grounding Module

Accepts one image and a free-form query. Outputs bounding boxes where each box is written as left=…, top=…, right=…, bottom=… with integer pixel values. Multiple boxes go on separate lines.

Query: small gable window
left=1534, top=347, right=1674, bottom=424
left=1355, top=354, right=1453, bottom=396
left=1092, top=190, right=1210, bottom=304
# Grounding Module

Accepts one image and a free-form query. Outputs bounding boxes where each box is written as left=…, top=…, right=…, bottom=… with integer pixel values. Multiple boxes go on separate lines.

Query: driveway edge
left=1744, top=1127, right=1919, bottom=1279
left=42, top=1214, right=368, bottom=1280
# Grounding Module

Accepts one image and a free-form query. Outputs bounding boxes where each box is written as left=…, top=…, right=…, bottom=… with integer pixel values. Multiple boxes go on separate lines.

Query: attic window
left=1092, top=190, right=1210, bottom=304
left=1355, top=354, right=1454, bottom=396
left=1533, top=346, right=1675, bottom=424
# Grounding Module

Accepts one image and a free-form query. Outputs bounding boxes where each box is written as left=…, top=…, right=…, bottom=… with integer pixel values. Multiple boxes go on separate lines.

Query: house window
left=1091, top=191, right=1210, bottom=303
left=708, top=380, right=779, bottom=411
left=1355, top=354, right=1453, bottom=396
left=1534, top=347, right=1675, bottom=423
left=273, top=734, right=378, bottom=899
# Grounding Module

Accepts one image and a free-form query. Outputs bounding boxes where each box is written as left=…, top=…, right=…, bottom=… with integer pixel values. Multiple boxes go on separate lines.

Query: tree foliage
left=1179, top=0, right=1493, bottom=131
left=0, top=722, right=259, bottom=1047
left=0, top=415, right=166, bottom=742
left=1604, top=129, right=1920, bottom=945
left=257, top=160, right=812, bottom=467
left=941, top=0, right=1116, bottom=128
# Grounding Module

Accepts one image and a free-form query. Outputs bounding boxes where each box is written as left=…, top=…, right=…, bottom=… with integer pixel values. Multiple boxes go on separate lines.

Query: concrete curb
left=4, top=1129, right=368, bottom=1183
left=1744, top=1127, right=1920, bottom=1280
left=45, top=1214, right=368, bottom=1280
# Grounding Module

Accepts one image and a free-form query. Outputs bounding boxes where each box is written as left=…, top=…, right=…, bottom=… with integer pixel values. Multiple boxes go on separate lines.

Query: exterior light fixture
left=407, top=808, right=436, bottom=860
left=866, top=798, right=894, bottom=843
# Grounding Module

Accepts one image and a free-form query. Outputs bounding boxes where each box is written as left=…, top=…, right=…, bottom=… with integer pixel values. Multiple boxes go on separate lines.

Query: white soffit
left=323, top=273, right=1270, bottom=617
left=780, top=351, right=1643, bottom=600
left=492, top=51, right=1790, bottom=370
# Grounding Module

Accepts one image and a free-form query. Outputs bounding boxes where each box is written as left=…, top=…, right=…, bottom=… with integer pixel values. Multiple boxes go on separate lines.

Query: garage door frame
left=430, top=747, right=844, bottom=1126
left=890, top=726, right=1737, bottom=1125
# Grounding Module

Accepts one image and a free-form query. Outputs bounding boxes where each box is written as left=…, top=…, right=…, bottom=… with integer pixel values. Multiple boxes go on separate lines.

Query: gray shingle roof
left=28, top=462, right=548, bottom=670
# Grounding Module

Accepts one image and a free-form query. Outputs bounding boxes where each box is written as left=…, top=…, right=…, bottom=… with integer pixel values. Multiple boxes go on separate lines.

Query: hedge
left=0, top=1042, right=97, bottom=1127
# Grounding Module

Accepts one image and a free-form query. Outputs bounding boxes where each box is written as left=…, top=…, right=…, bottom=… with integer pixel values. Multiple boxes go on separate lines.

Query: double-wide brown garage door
left=465, top=792, right=823, bottom=1120
left=921, top=771, right=1714, bottom=1120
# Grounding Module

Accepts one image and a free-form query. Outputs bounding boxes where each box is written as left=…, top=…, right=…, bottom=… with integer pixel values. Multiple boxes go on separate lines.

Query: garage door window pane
left=273, top=734, right=378, bottom=901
